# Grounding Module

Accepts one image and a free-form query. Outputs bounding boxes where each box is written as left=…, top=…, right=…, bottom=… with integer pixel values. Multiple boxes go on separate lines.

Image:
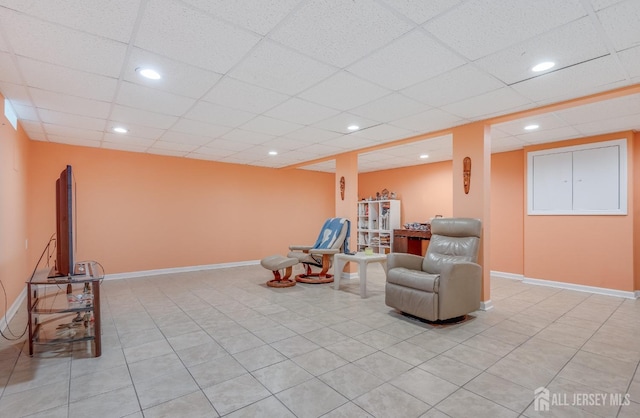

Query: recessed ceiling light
left=524, top=124, right=539, bottom=131
left=135, top=67, right=161, bottom=80
left=531, top=61, right=555, bottom=72
left=347, top=125, right=360, bottom=131
left=419, top=154, right=429, bottom=159
left=268, top=150, right=278, bottom=156
left=113, top=127, right=128, bottom=134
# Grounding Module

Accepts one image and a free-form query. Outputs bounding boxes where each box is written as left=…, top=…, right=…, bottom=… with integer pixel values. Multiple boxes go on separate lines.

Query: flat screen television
left=50, top=165, right=75, bottom=277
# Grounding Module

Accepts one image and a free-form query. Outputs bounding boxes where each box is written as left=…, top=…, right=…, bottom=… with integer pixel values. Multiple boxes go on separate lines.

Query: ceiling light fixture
left=268, top=150, right=278, bottom=156
left=531, top=61, right=555, bottom=72
left=524, top=124, right=539, bottom=131
left=113, top=127, right=128, bottom=134
left=347, top=125, right=360, bottom=131
left=136, top=67, right=161, bottom=80
left=419, top=154, right=429, bottom=159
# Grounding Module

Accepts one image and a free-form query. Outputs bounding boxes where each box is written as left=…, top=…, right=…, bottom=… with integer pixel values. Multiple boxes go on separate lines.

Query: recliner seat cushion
left=386, top=267, right=439, bottom=293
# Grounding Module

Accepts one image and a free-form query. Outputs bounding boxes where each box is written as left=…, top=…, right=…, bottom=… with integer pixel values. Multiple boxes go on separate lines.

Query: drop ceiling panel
left=322, top=135, right=377, bottom=151
left=300, top=71, right=391, bottom=111
left=29, top=88, right=111, bottom=119
left=554, top=94, right=640, bottom=125
left=101, top=142, right=149, bottom=153
left=17, top=57, right=117, bottom=102
left=0, top=52, right=21, bottom=84
left=517, top=126, right=582, bottom=145
left=271, top=0, right=414, bottom=67
left=48, top=135, right=100, bottom=148
left=116, top=82, right=196, bottom=117
left=110, top=105, right=178, bottom=130
left=182, top=0, right=301, bottom=35
left=491, top=136, right=528, bottom=153
left=0, top=0, right=140, bottom=43
left=262, top=137, right=308, bottom=152
left=184, top=101, right=256, bottom=128
left=170, top=119, right=231, bottom=139
left=424, top=0, right=586, bottom=60
left=283, top=126, right=342, bottom=143
left=202, top=139, right=254, bottom=152
left=124, top=48, right=223, bottom=99
left=379, top=0, right=463, bottom=24
left=391, top=108, right=465, bottom=132
left=229, top=40, right=337, bottom=95
left=188, top=146, right=237, bottom=158
left=37, top=109, right=105, bottom=131
left=350, top=93, right=431, bottom=123
left=492, top=113, right=569, bottom=135
left=203, top=77, right=289, bottom=114
left=311, top=112, right=379, bottom=134
left=240, top=115, right=303, bottom=136
left=510, top=55, right=627, bottom=103
left=161, top=131, right=213, bottom=146
left=264, top=98, right=341, bottom=125
left=574, top=112, right=640, bottom=135
left=221, top=128, right=276, bottom=145
left=147, top=148, right=189, bottom=158
left=401, top=64, right=505, bottom=107
left=618, top=46, right=640, bottom=79
left=102, top=133, right=155, bottom=148
left=298, top=160, right=336, bottom=173
left=350, top=124, right=416, bottom=142
left=597, top=0, right=640, bottom=51
left=347, top=29, right=466, bottom=90
left=134, top=0, right=261, bottom=73
left=0, top=9, right=127, bottom=77
left=590, top=0, right=626, bottom=11
left=474, top=17, right=609, bottom=85
left=42, top=123, right=103, bottom=141
left=149, top=140, right=198, bottom=152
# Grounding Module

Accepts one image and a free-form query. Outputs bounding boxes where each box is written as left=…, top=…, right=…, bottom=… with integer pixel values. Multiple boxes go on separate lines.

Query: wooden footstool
left=261, top=255, right=299, bottom=288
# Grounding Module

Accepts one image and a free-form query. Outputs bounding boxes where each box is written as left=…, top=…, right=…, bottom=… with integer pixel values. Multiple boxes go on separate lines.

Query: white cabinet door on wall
left=528, top=139, right=627, bottom=215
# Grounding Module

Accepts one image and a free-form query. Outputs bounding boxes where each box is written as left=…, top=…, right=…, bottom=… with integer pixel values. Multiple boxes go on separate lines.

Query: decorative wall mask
left=463, top=157, right=471, bottom=194
left=339, top=176, right=345, bottom=200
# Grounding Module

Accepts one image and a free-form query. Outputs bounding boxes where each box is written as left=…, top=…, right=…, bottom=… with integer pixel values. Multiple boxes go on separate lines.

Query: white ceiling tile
left=30, top=88, right=111, bottom=119
left=204, top=77, right=289, bottom=114
left=350, top=124, right=416, bottom=142
left=490, top=136, right=528, bottom=153
left=188, top=146, right=237, bottom=158
left=183, top=101, right=256, bottom=128
left=240, top=115, right=304, bottom=136
left=350, top=93, right=430, bottom=123
left=261, top=137, right=308, bottom=152
left=0, top=52, right=21, bottom=84
left=271, top=0, right=413, bottom=67
left=322, top=135, right=377, bottom=151
left=200, top=139, right=254, bottom=152
left=160, top=131, right=212, bottom=146
left=474, top=17, right=609, bottom=85
left=391, top=108, right=465, bottom=132
left=171, top=119, right=231, bottom=138
left=110, top=105, right=178, bottom=130
left=124, top=48, right=223, bottom=99
left=379, top=0, right=463, bottom=24
left=47, top=134, right=101, bottom=148
left=424, top=0, right=586, bottom=60
left=149, top=141, right=199, bottom=152
left=146, top=148, right=189, bottom=158
left=300, top=71, right=392, bottom=111
left=618, top=46, right=640, bottom=79
left=492, top=114, right=570, bottom=136
left=25, top=132, right=48, bottom=142
left=597, top=0, right=640, bottom=51
left=401, top=64, right=505, bottom=107
left=265, top=98, right=341, bottom=125
left=298, top=160, right=336, bottom=173
left=284, top=126, right=342, bottom=143
left=102, top=142, right=150, bottom=153
left=102, top=133, right=155, bottom=147
left=443, top=87, right=533, bottom=119
left=10, top=102, right=39, bottom=121
left=573, top=112, right=640, bottom=135
left=0, top=0, right=141, bottom=43
left=37, top=109, right=105, bottom=131
left=42, top=123, right=103, bottom=141
left=135, top=0, right=261, bottom=73
left=311, top=112, right=379, bottom=134
left=510, top=55, right=627, bottom=103
left=297, top=142, right=345, bottom=158
left=116, top=81, right=196, bottom=117
left=517, top=126, right=582, bottom=145
left=348, top=29, right=466, bottom=90
left=221, top=128, right=276, bottom=145
left=107, top=122, right=165, bottom=140
left=229, top=40, right=337, bottom=95
left=17, top=56, right=118, bottom=102
left=0, top=8, right=127, bottom=77
left=182, top=0, right=301, bottom=35
left=18, top=120, right=44, bottom=135
left=590, top=0, right=626, bottom=11
left=554, top=94, right=640, bottom=125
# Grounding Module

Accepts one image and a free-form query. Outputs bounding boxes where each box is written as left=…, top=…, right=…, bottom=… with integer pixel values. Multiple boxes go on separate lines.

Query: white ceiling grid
left=0, top=0, right=637, bottom=173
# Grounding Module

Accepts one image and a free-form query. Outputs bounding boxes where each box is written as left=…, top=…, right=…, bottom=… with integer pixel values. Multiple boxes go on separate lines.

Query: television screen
left=52, top=165, right=74, bottom=277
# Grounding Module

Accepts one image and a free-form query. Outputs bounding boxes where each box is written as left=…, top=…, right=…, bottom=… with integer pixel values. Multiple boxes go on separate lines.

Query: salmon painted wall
left=0, top=97, right=30, bottom=312
left=27, top=141, right=334, bottom=277
left=490, top=150, right=524, bottom=275
left=634, top=132, right=640, bottom=291
left=358, top=160, right=453, bottom=225
left=523, top=132, right=635, bottom=291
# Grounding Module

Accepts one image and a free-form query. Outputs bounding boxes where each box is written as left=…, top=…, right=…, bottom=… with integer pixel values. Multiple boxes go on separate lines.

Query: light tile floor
left=1, top=263, right=640, bottom=417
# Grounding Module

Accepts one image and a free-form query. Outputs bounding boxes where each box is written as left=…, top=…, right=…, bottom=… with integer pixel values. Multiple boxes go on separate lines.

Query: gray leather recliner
left=385, top=218, right=482, bottom=321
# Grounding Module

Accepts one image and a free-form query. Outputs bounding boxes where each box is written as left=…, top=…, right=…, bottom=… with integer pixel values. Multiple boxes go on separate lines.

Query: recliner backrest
left=313, top=218, right=350, bottom=251
left=422, top=218, right=481, bottom=274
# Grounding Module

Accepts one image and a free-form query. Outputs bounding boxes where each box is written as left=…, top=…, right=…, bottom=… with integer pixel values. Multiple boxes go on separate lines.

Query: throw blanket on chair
left=312, top=218, right=351, bottom=254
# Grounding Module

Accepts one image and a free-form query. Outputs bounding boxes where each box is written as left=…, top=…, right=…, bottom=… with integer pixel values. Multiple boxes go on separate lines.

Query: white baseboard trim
left=480, top=300, right=493, bottom=311
left=1, top=286, right=27, bottom=335
left=523, top=276, right=637, bottom=299
left=490, top=271, right=524, bottom=281
left=339, top=272, right=359, bottom=280
left=636, top=291, right=640, bottom=299
left=104, top=260, right=261, bottom=281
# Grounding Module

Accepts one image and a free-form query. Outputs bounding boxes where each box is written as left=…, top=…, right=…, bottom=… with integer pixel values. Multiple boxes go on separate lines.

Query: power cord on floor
left=0, top=234, right=56, bottom=341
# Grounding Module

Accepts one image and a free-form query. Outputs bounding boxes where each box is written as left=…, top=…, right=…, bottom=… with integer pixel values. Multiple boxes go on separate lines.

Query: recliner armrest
left=309, top=248, right=340, bottom=255
left=438, top=262, right=482, bottom=319
left=387, top=253, right=424, bottom=272
left=289, top=245, right=313, bottom=251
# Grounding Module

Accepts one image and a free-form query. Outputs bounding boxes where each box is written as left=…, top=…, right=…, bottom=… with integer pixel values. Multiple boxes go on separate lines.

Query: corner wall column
left=335, top=153, right=358, bottom=271
left=451, top=122, right=492, bottom=306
